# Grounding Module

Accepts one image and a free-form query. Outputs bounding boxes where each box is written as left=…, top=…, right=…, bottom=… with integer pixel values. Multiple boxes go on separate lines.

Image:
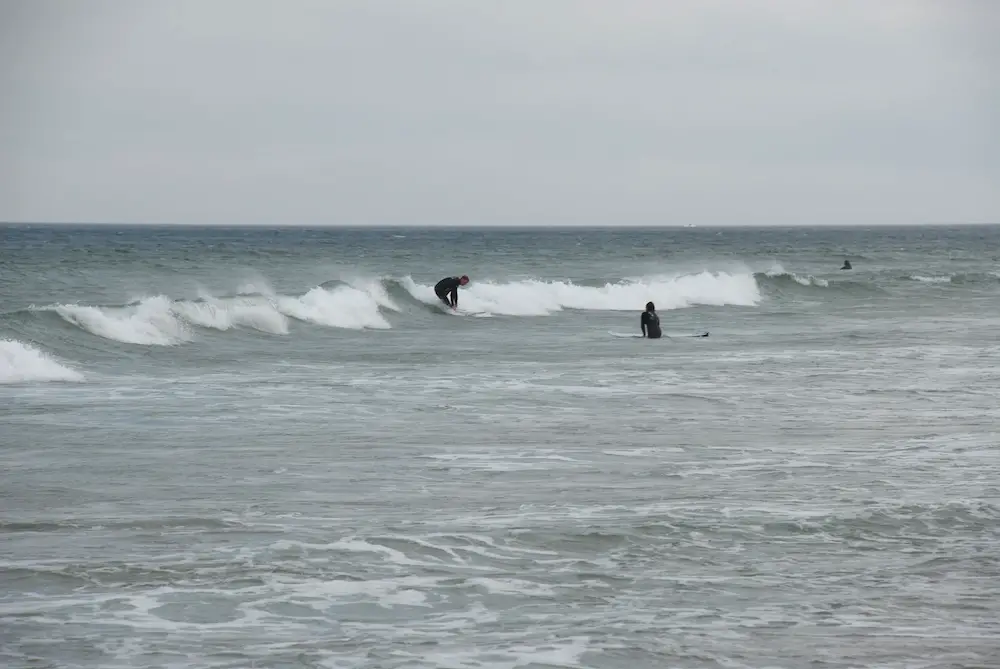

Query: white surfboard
left=608, top=331, right=643, bottom=338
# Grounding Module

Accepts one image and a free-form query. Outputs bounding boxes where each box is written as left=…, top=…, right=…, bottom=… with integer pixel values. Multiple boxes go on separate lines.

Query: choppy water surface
left=2, top=225, right=999, bottom=668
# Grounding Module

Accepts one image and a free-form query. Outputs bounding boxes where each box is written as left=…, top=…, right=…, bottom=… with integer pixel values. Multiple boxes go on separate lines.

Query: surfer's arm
left=450, top=287, right=458, bottom=308
left=640, top=312, right=648, bottom=337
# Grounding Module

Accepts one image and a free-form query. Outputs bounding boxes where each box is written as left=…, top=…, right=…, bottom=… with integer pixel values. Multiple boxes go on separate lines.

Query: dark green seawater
left=2, top=224, right=999, bottom=668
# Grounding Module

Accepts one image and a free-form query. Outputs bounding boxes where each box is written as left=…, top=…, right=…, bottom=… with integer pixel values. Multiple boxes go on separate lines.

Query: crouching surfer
left=641, top=301, right=662, bottom=339
left=434, top=275, right=469, bottom=309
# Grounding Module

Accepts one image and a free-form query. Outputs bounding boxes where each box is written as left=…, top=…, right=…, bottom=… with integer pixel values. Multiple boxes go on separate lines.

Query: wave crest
left=53, top=297, right=193, bottom=346
left=276, top=284, right=395, bottom=330
left=33, top=281, right=402, bottom=345
left=398, top=272, right=760, bottom=316
left=21, top=270, right=760, bottom=345
left=761, top=264, right=829, bottom=288
left=0, top=339, right=84, bottom=384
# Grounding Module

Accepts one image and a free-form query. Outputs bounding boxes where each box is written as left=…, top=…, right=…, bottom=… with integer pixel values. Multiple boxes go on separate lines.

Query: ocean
left=2, top=224, right=998, bottom=669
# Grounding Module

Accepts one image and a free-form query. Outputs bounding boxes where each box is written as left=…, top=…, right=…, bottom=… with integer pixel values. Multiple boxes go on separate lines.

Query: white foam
left=277, top=285, right=391, bottom=330
left=604, top=447, right=684, bottom=457
left=467, top=577, right=558, bottom=597
left=172, top=297, right=289, bottom=335
left=0, top=339, right=84, bottom=383
left=310, top=579, right=431, bottom=608
left=416, top=636, right=592, bottom=669
left=41, top=279, right=395, bottom=342
left=47, top=293, right=289, bottom=343
left=910, top=275, right=952, bottom=283
left=265, top=572, right=438, bottom=610
left=765, top=264, right=829, bottom=287
left=52, top=296, right=192, bottom=345
left=345, top=278, right=401, bottom=312
left=403, top=272, right=760, bottom=316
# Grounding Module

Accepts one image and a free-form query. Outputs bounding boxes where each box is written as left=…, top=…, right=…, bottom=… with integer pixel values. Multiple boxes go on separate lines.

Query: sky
left=1, top=0, right=997, bottom=226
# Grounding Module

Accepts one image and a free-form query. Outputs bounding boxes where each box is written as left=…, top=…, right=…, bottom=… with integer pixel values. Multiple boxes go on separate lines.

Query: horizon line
left=2, top=221, right=998, bottom=229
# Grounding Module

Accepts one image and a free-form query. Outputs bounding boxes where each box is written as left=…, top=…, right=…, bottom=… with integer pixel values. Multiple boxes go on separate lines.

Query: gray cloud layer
left=1, top=0, right=997, bottom=225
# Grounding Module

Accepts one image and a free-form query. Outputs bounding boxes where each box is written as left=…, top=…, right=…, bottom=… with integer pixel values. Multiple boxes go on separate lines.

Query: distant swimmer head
left=459, top=275, right=470, bottom=285
left=841, top=260, right=852, bottom=270
left=645, top=301, right=655, bottom=312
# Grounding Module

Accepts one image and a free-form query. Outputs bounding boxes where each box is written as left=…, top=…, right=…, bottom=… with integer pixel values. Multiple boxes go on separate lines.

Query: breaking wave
left=397, top=271, right=760, bottom=317
left=13, top=271, right=762, bottom=346
left=0, top=339, right=84, bottom=384
left=174, top=293, right=290, bottom=334
left=52, top=298, right=196, bottom=346
left=759, top=264, right=829, bottom=288
left=31, top=284, right=398, bottom=346
left=8, top=264, right=992, bottom=349
left=16, top=262, right=995, bottom=348
left=276, top=283, right=396, bottom=330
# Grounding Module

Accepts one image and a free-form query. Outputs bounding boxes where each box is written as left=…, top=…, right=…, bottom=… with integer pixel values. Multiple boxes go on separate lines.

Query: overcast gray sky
left=1, top=0, right=997, bottom=226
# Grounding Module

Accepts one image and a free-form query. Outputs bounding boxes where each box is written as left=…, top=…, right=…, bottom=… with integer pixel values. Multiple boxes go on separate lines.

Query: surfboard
left=609, top=331, right=709, bottom=339
left=431, top=302, right=460, bottom=315
left=434, top=303, right=489, bottom=317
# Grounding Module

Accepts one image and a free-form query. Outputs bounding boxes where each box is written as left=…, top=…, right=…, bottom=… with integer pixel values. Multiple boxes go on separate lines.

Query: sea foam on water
left=30, top=270, right=761, bottom=345
left=402, top=271, right=761, bottom=316
left=0, top=339, right=84, bottom=384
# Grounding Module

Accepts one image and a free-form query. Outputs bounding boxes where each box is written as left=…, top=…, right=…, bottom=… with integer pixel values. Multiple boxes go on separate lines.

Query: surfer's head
left=646, top=301, right=655, bottom=312
left=459, top=275, right=470, bottom=285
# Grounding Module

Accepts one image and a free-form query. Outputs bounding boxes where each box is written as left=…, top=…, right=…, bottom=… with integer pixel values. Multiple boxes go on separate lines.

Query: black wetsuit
left=434, top=277, right=462, bottom=308
left=641, top=310, right=662, bottom=339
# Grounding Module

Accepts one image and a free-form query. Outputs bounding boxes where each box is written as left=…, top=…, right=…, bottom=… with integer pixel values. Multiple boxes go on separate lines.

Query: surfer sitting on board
left=434, top=275, right=469, bottom=310
left=641, top=302, right=662, bottom=339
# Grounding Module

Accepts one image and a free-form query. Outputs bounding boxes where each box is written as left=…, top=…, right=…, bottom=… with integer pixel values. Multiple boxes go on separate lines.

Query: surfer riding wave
left=434, top=275, right=469, bottom=310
